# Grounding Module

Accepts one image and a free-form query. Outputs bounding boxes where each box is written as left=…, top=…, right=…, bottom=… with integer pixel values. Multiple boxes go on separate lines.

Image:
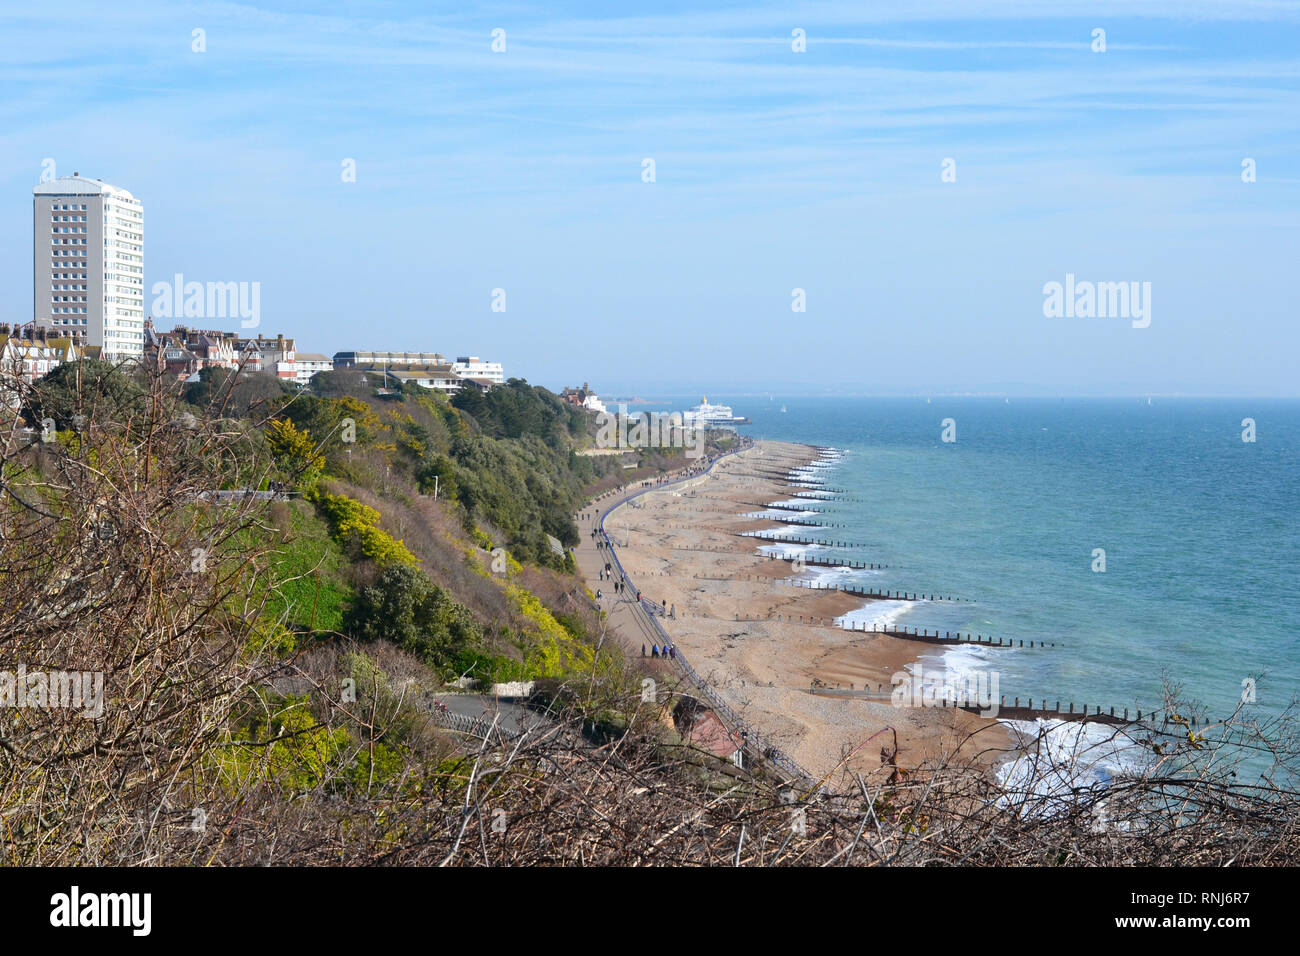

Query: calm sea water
left=668, top=396, right=1300, bottom=740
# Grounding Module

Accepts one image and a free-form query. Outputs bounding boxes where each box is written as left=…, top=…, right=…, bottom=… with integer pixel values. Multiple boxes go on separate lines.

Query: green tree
left=416, top=455, right=459, bottom=502
left=33, top=358, right=147, bottom=430
left=345, top=564, right=481, bottom=670
left=309, top=368, right=373, bottom=400
left=184, top=367, right=291, bottom=417
left=265, top=417, right=325, bottom=492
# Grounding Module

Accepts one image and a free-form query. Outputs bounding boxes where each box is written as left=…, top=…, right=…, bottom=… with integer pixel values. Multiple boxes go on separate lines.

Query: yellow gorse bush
left=312, top=490, right=417, bottom=568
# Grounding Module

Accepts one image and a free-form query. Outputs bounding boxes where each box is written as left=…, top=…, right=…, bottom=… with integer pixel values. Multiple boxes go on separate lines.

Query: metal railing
left=424, top=705, right=521, bottom=741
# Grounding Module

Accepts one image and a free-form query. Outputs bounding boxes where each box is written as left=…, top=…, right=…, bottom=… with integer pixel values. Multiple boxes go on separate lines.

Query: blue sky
left=2, top=1, right=1298, bottom=395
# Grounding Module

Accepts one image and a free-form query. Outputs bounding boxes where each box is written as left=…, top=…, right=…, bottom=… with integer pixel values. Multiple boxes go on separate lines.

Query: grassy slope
left=264, top=500, right=351, bottom=636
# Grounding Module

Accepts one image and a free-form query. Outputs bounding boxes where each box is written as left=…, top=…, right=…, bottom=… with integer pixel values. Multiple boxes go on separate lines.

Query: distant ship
left=684, top=395, right=751, bottom=427
left=780, top=404, right=787, bottom=413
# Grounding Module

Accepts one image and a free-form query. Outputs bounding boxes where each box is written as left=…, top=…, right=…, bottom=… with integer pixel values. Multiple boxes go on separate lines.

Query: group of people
left=643, top=643, right=676, bottom=659
left=582, top=461, right=715, bottom=628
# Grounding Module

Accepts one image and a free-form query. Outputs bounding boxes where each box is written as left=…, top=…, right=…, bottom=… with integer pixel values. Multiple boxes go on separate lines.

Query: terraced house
left=0, top=322, right=82, bottom=406
left=143, top=322, right=237, bottom=379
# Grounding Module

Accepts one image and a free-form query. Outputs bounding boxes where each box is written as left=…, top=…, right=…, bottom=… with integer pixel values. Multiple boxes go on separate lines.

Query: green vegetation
left=33, top=357, right=148, bottom=429
left=263, top=501, right=350, bottom=634
left=507, top=582, right=609, bottom=679
left=451, top=378, right=585, bottom=443
left=183, top=365, right=293, bottom=416
left=265, top=417, right=325, bottom=492
left=251, top=371, right=672, bottom=686
left=310, top=488, right=419, bottom=568
left=217, top=694, right=352, bottom=792
left=345, top=564, right=481, bottom=674
left=4, top=358, right=729, bottom=867
left=280, top=379, right=640, bottom=566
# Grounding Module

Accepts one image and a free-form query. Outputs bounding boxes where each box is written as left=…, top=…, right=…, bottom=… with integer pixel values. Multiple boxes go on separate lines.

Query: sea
left=655, top=395, right=1300, bottom=787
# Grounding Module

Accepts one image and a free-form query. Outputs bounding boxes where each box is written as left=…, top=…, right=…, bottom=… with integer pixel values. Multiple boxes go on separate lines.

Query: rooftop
left=34, top=175, right=137, bottom=201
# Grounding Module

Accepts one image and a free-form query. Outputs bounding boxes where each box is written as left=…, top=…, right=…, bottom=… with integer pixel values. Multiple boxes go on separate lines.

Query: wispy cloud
left=1, top=0, right=1297, bottom=392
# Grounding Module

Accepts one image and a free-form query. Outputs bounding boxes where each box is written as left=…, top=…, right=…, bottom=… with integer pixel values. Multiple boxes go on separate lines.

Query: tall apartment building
left=33, top=174, right=144, bottom=362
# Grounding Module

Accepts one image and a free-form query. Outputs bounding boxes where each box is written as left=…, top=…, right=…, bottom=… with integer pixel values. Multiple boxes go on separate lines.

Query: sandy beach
left=580, top=439, right=1011, bottom=786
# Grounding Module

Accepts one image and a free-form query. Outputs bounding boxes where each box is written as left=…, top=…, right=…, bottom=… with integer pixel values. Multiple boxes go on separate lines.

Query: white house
left=452, top=356, right=504, bottom=385
left=294, top=352, right=333, bottom=387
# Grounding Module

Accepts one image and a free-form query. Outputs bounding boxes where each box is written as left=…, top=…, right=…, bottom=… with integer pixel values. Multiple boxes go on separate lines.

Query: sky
left=1, top=0, right=1298, bottom=396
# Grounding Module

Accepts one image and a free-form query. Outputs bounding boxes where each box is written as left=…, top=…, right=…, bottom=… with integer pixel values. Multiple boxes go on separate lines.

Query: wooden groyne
left=754, top=515, right=847, bottom=528
left=769, top=554, right=886, bottom=571
left=808, top=687, right=1235, bottom=732
left=863, top=621, right=1056, bottom=649
left=740, top=531, right=864, bottom=548
left=748, top=501, right=834, bottom=512
left=726, top=610, right=1051, bottom=648
left=777, top=578, right=970, bottom=603
left=993, top=700, right=1129, bottom=724
left=805, top=688, right=1132, bottom=725
left=731, top=469, right=805, bottom=481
